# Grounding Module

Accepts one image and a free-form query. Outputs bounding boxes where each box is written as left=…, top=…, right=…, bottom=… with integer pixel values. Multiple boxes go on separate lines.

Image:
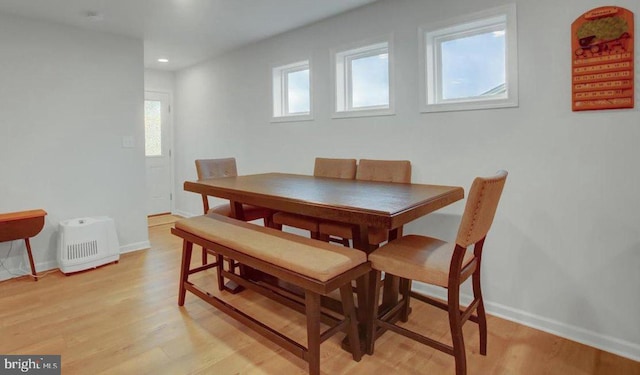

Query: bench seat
left=176, top=213, right=366, bottom=282
left=171, top=213, right=370, bottom=375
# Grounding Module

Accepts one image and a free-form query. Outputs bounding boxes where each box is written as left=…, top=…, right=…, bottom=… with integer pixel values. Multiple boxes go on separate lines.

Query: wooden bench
left=171, top=213, right=370, bottom=375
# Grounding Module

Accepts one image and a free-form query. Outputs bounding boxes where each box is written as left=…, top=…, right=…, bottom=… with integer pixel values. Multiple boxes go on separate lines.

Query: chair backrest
left=195, top=158, right=238, bottom=214
left=314, top=158, right=357, bottom=179
left=195, top=158, right=238, bottom=180
left=356, top=159, right=412, bottom=183
left=456, top=170, right=508, bottom=248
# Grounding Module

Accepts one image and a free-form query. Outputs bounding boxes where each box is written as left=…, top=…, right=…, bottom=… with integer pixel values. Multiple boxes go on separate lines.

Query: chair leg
left=203, top=247, right=226, bottom=291
left=448, top=283, right=466, bottom=375
left=400, top=278, right=412, bottom=323
left=178, top=240, right=193, bottom=306
left=305, top=291, right=321, bottom=375
left=473, top=266, right=487, bottom=355
left=216, top=254, right=224, bottom=292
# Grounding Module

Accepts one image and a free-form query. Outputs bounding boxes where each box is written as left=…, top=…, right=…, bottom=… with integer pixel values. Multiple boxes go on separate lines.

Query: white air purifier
left=58, top=216, right=120, bottom=274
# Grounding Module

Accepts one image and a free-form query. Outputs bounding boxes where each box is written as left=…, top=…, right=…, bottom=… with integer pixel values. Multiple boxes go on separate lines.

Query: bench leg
left=305, top=291, right=321, bottom=375
left=178, top=240, right=193, bottom=306
left=340, top=284, right=362, bottom=362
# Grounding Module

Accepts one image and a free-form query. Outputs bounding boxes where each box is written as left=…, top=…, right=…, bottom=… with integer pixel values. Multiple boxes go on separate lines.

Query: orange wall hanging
left=572, top=6, right=634, bottom=111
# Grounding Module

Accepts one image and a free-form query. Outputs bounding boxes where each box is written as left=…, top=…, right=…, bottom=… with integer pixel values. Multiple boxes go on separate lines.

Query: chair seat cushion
left=208, top=204, right=232, bottom=216
left=176, top=214, right=367, bottom=282
left=368, top=235, right=474, bottom=288
left=272, top=212, right=319, bottom=232
left=207, top=204, right=272, bottom=222
left=318, top=222, right=388, bottom=245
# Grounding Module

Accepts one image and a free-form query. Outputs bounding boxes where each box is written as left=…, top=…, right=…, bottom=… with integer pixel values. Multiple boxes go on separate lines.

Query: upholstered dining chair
left=272, top=157, right=357, bottom=240
left=318, top=159, right=412, bottom=247
left=367, top=170, right=508, bottom=375
left=195, top=158, right=274, bottom=266
left=195, top=158, right=272, bottom=220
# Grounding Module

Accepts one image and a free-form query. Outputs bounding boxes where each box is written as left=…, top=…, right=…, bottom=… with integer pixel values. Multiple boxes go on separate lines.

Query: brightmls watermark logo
left=1, top=355, right=60, bottom=374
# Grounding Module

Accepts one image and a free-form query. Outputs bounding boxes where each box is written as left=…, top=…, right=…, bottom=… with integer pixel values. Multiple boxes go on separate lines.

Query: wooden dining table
left=184, top=172, right=464, bottom=349
left=185, top=172, right=463, bottom=252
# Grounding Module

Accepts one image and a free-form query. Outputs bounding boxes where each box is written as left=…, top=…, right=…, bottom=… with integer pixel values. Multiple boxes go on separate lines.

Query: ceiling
left=0, top=0, right=378, bottom=71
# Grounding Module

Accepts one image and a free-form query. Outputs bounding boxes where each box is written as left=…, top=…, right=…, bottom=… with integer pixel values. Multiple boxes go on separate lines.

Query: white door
left=144, top=91, right=172, bottom=216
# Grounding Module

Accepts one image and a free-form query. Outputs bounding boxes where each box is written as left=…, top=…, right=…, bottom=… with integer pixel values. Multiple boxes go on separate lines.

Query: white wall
left=145, top=69, right=176, bottom=94
left=174, top=0, right=640, bottom=360
left=0, top=13, right=149, bottom=280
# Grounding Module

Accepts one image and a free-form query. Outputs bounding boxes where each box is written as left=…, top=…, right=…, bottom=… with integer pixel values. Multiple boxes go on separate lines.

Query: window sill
left=332, top=107, right=395, bottom=119
left=270, top=114, right=314, bottom=123
left=421, top=98, right=518, bottom=113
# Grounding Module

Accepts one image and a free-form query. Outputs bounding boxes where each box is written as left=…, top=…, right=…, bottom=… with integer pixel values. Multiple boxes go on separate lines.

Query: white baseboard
left=120, top=241, right=151, bottom=254
left=0, top=259, right=59, bottom=282
left=412, top=283, right=640, bottom=362
left=172, top=209, right=196, bottom=218
left=0, top=241, right=151, bottom=282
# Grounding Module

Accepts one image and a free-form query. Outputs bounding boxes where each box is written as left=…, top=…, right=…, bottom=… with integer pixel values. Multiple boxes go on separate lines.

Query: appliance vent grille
left=66, top=240, right=99, bottom=260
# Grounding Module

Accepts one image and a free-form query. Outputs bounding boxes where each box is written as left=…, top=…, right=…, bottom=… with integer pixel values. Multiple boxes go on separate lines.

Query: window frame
left=419, top=4, right=518, bottom=113
left=271, top=59, right=312, bottom=123
left=332, top=36, right=395, bottom=118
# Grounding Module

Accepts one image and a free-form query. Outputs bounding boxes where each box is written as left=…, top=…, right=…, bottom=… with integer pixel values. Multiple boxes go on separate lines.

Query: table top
left=0, top=209, right=47, bottom=242
left=184, top=173, right=463, bottom=230
left=0, top=209, right=47, bottom=223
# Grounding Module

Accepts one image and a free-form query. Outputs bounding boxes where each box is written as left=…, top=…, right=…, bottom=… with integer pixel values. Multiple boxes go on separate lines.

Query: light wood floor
left=1, top=215, right=638, bottom=374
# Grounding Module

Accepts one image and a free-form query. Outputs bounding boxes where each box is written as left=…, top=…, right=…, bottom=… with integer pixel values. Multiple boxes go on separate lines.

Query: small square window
left=333, top=38, right=394, bottom=118
left=272, top=60, right=312, bottom=122
left=420, top=4, right=518, bottom=112
left=440, top=27, right=506, bottom=100
left=285, top=68, right=310, bottom=114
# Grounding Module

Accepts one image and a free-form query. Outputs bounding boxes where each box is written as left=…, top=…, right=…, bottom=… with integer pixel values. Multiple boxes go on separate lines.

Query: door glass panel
left=144, top=100, right=162, bottom=156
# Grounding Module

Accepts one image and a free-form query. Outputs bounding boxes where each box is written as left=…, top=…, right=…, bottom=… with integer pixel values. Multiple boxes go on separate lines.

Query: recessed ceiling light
left=157, top=58, right=169, bottom=63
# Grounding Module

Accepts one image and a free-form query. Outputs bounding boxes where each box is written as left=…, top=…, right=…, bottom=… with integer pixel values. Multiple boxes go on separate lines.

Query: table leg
left=350, top=224, right=371, bottom=254
left=223, top=201, right=247, bottom=293
left=350, top=225, right=407, bottom=353
left=350, top=224, right=371, bottom=316
left=24, top=238, right=37, bottom=281
left=381, top=227, right=401, bottom=307
left=343, top=225, right=375, bottom=353
left=230, top=201, right=246, bottom=221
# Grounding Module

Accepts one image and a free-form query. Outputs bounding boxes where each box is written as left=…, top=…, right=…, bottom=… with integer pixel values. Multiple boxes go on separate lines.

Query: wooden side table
left=0, top=209, right=47, bottom=281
